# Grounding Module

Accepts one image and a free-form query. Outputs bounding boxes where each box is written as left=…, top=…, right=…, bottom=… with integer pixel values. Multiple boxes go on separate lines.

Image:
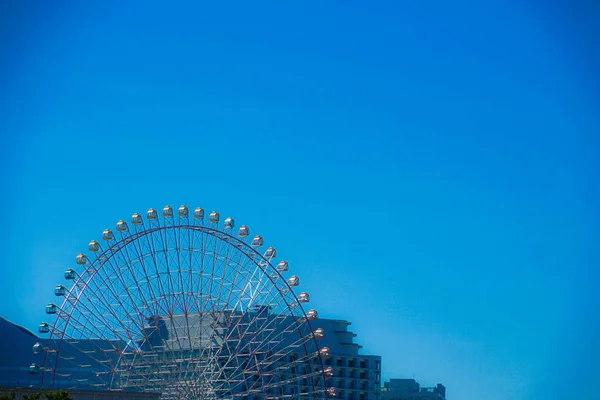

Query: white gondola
left=288, top=276, right=299, bottom=287
left=314, top=328, right=325, bottom=339
left=76, top=253, right=88, bottom=265
left=116, top=220, right=128, bottom=232
left=88, top=240, right=100, bottom=252
left=307, top=309, right=318, bottom=320
left=238, top=225, right=250, bottom=237
left=224, top=217, right=235, bottom=230
left=29, top=363, right=41, bottom=374
left=252, top=235, right=264, bottom=247
left=277, top=261, right=289, bottom=272
left=46, top=303, right=58, bottom=314
left=298, top=292, right=310, bottom=303
left=32, top=342, right=44, bottom=354
left=163, top=205, right=173, bottom=218
left=132, top=213, right=143, bottom=225
left=38, top=322, right=50, bottom=333
left=65, top=269, right=77, bottom=280
left=194, top=207, right=205, bottom=220
left=147, top=208, right=158, bottom=220
left=178, top=205, right=188, bottom=217
left=209, top=211, right=220, bottom=223
left=265, top=247, right=277, bottom=258
left=54, top=285, right=67, bottom=296
left=102, top=229, right=114, bottom=241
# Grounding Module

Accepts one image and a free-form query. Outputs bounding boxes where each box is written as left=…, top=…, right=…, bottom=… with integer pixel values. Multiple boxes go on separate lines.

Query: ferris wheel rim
left=39, top=212, right=328, bottom=398
left=46, top=224, right=315, bottom=337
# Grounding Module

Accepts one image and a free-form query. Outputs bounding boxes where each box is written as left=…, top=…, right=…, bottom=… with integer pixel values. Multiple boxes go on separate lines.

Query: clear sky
left=1, top=1, right=599, bottom=399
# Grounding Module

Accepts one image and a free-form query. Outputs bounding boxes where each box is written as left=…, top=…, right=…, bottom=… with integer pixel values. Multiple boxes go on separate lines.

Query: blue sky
left=1, top=1, right=599, bottom=399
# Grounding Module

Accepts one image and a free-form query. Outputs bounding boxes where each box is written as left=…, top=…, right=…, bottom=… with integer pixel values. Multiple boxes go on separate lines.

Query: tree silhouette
left=0, top=391, right=72, bottom=400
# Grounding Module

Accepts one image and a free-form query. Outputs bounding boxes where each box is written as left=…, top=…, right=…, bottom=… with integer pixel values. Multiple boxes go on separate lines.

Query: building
left=0, top=317, right=160, bottom=400
left=313, top=319, right=381, bottom=400
left=1, top=315, right=381, bottom=400
left=381, top=379, right=446, bottom=400
left=0, top=316, right=43, bottom=389
left=0, top=388, right=159, bottom=400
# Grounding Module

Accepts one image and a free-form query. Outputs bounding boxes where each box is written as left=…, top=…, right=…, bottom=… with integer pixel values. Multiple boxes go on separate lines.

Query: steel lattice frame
left=34, top=206, right=334, bottom=400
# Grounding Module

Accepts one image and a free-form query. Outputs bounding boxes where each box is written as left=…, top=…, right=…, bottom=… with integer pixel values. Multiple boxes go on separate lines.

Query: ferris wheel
left=31, top=206, right=336, bottom=399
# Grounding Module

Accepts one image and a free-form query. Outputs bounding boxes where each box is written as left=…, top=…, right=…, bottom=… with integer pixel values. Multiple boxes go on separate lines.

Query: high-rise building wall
left=312, top=319, right=381, bottom=400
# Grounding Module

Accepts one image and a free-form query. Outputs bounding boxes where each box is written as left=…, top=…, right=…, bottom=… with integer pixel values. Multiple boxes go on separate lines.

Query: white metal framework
left=32, top=206, right=335, bottom=399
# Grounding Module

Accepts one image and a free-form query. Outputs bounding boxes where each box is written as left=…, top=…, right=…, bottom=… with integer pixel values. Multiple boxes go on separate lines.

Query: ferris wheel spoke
left=165, top=226, right=232, bottom=399
left=193, top=230, right=251, bottom=392
left=176, top=227, right=195, bottom=351
left=71, top=269, right=138, bottom=344
left=156, top=231, right=176, bottom=310
left=183, top=228, right=221, bottom=367
left=128, top=221, right=164, bottom=318
left=52, top=310, right=120, bottom=369
left=134, top=234, right=168, bottom=315
left=212, top=230, right=237, bottom=313
left=210, top=311, right=312, bottom=393
left=153, top=229, right=178, bottom=313
left=185, top=223, right=195, bottom=324
left=205, top=248, right=311, bottom=394
left=216, top=303, right=325, bottom=396
left=154, top=222, right=191, bottom=381
left=50, top=293, right=154, bottom=387
left=110, top=235, right=191, bottom=389
left=157, top=233, right=262, bottom=395
left=140, top=225, right=189, bottom=381
left=181, top=232, right=237, bottom=391
left=173, top=216, right=189, bottom=313
left=118, top=232, right=164, bottom=324
left=204, top=216, right=224, bottom=315
left=96, top=242, right=152, bottom=333
left=142, top=213, right=173, bottom=315
left=160, top=211, right=188, bottom=314
left=69, top=267, right=157, bottom=369
left=198, top=219, right=210, bottom=310
left=192, top=252, right=263, bottom=381
left=98, top=232, right=193, bottom=390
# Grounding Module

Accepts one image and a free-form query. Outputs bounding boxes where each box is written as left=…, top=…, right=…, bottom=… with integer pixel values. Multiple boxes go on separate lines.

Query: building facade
left=381, top=379, right=446, bottom=400
left=1, top=316, right=381, bottom=400
left=1, top=316, right=43, bottom=389
left=313, top=319, right=381, bottom=400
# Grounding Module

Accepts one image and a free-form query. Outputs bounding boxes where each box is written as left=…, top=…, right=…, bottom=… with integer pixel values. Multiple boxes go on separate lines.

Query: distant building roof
left=381, top=378, right=446, bottom=400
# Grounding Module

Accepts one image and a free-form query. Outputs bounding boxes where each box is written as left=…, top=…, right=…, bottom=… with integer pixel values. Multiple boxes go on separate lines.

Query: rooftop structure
left=315, top=319, right=381, bottom=400
left=381, top=379, right=446, bottom=400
